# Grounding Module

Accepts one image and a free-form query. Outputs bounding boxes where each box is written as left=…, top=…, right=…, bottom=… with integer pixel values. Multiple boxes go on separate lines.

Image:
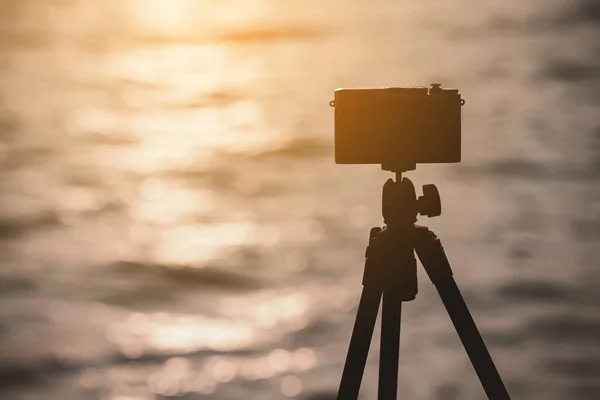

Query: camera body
left=333, top=84, right=464, bottom=171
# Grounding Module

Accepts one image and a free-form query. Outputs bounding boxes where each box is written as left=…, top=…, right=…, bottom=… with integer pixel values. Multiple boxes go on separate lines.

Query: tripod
left=337, top=174, right=512, bottom=400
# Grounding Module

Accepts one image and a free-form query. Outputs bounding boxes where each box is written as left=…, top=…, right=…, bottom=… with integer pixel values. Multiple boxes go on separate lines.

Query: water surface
left=1, top=0, right=599, bottom=399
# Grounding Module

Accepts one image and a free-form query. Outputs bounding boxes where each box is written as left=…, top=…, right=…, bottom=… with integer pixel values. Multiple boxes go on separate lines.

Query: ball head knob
left=418, top=184, right=441, bottom=218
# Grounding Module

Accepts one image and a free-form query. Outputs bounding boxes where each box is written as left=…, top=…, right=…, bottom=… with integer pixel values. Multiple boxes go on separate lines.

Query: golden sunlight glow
left=128, top=0, right=274, bottom=37
left=129, top=0, right=199, bottom=34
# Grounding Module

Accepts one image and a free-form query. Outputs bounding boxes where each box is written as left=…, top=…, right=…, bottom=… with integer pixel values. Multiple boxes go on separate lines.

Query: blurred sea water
left=0, top=0, right=599, bottom=399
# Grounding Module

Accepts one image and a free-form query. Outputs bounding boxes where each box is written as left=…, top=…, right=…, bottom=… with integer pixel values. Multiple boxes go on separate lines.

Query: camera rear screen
left=333, top=88, right=462, bottom=167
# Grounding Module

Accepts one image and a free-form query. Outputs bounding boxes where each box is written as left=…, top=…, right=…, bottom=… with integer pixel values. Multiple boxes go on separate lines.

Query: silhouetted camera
left=331, top=83, right=464, bottom=172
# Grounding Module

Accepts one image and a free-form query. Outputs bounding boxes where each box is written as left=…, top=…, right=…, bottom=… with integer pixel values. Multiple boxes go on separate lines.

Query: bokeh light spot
left=280, top=375, right=302, bottom=397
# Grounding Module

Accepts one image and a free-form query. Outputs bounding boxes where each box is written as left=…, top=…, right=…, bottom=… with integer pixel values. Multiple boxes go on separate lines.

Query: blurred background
left=0, top=0, right=599, bottom=399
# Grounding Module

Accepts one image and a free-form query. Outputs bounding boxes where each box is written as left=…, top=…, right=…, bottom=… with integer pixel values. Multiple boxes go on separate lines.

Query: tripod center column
left=361, top=177, right=419, bottom=301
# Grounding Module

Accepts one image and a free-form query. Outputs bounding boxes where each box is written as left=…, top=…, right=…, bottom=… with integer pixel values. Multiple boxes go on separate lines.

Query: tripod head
left=363, top=173, right=442, bottom=301
left=382, top=174, right=441, bottom=228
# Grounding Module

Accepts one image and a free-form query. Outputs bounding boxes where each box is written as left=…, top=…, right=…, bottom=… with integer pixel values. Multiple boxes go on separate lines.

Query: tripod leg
left=415, top=227, right=511, bottom=400
left=378, top=289, right=402, bottom=400
left=437, top=280, right=511, bottom=400
left=337, top=286, right=382, bottom=400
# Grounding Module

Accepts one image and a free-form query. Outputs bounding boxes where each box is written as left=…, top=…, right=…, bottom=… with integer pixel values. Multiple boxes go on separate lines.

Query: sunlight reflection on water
left=92, top=288, right=331, bottom=359
left=154, top=222, right=257, bottom=264
left=86, top=43, right=282, bottom=173
left=83, top=297, right=321, bottom=399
